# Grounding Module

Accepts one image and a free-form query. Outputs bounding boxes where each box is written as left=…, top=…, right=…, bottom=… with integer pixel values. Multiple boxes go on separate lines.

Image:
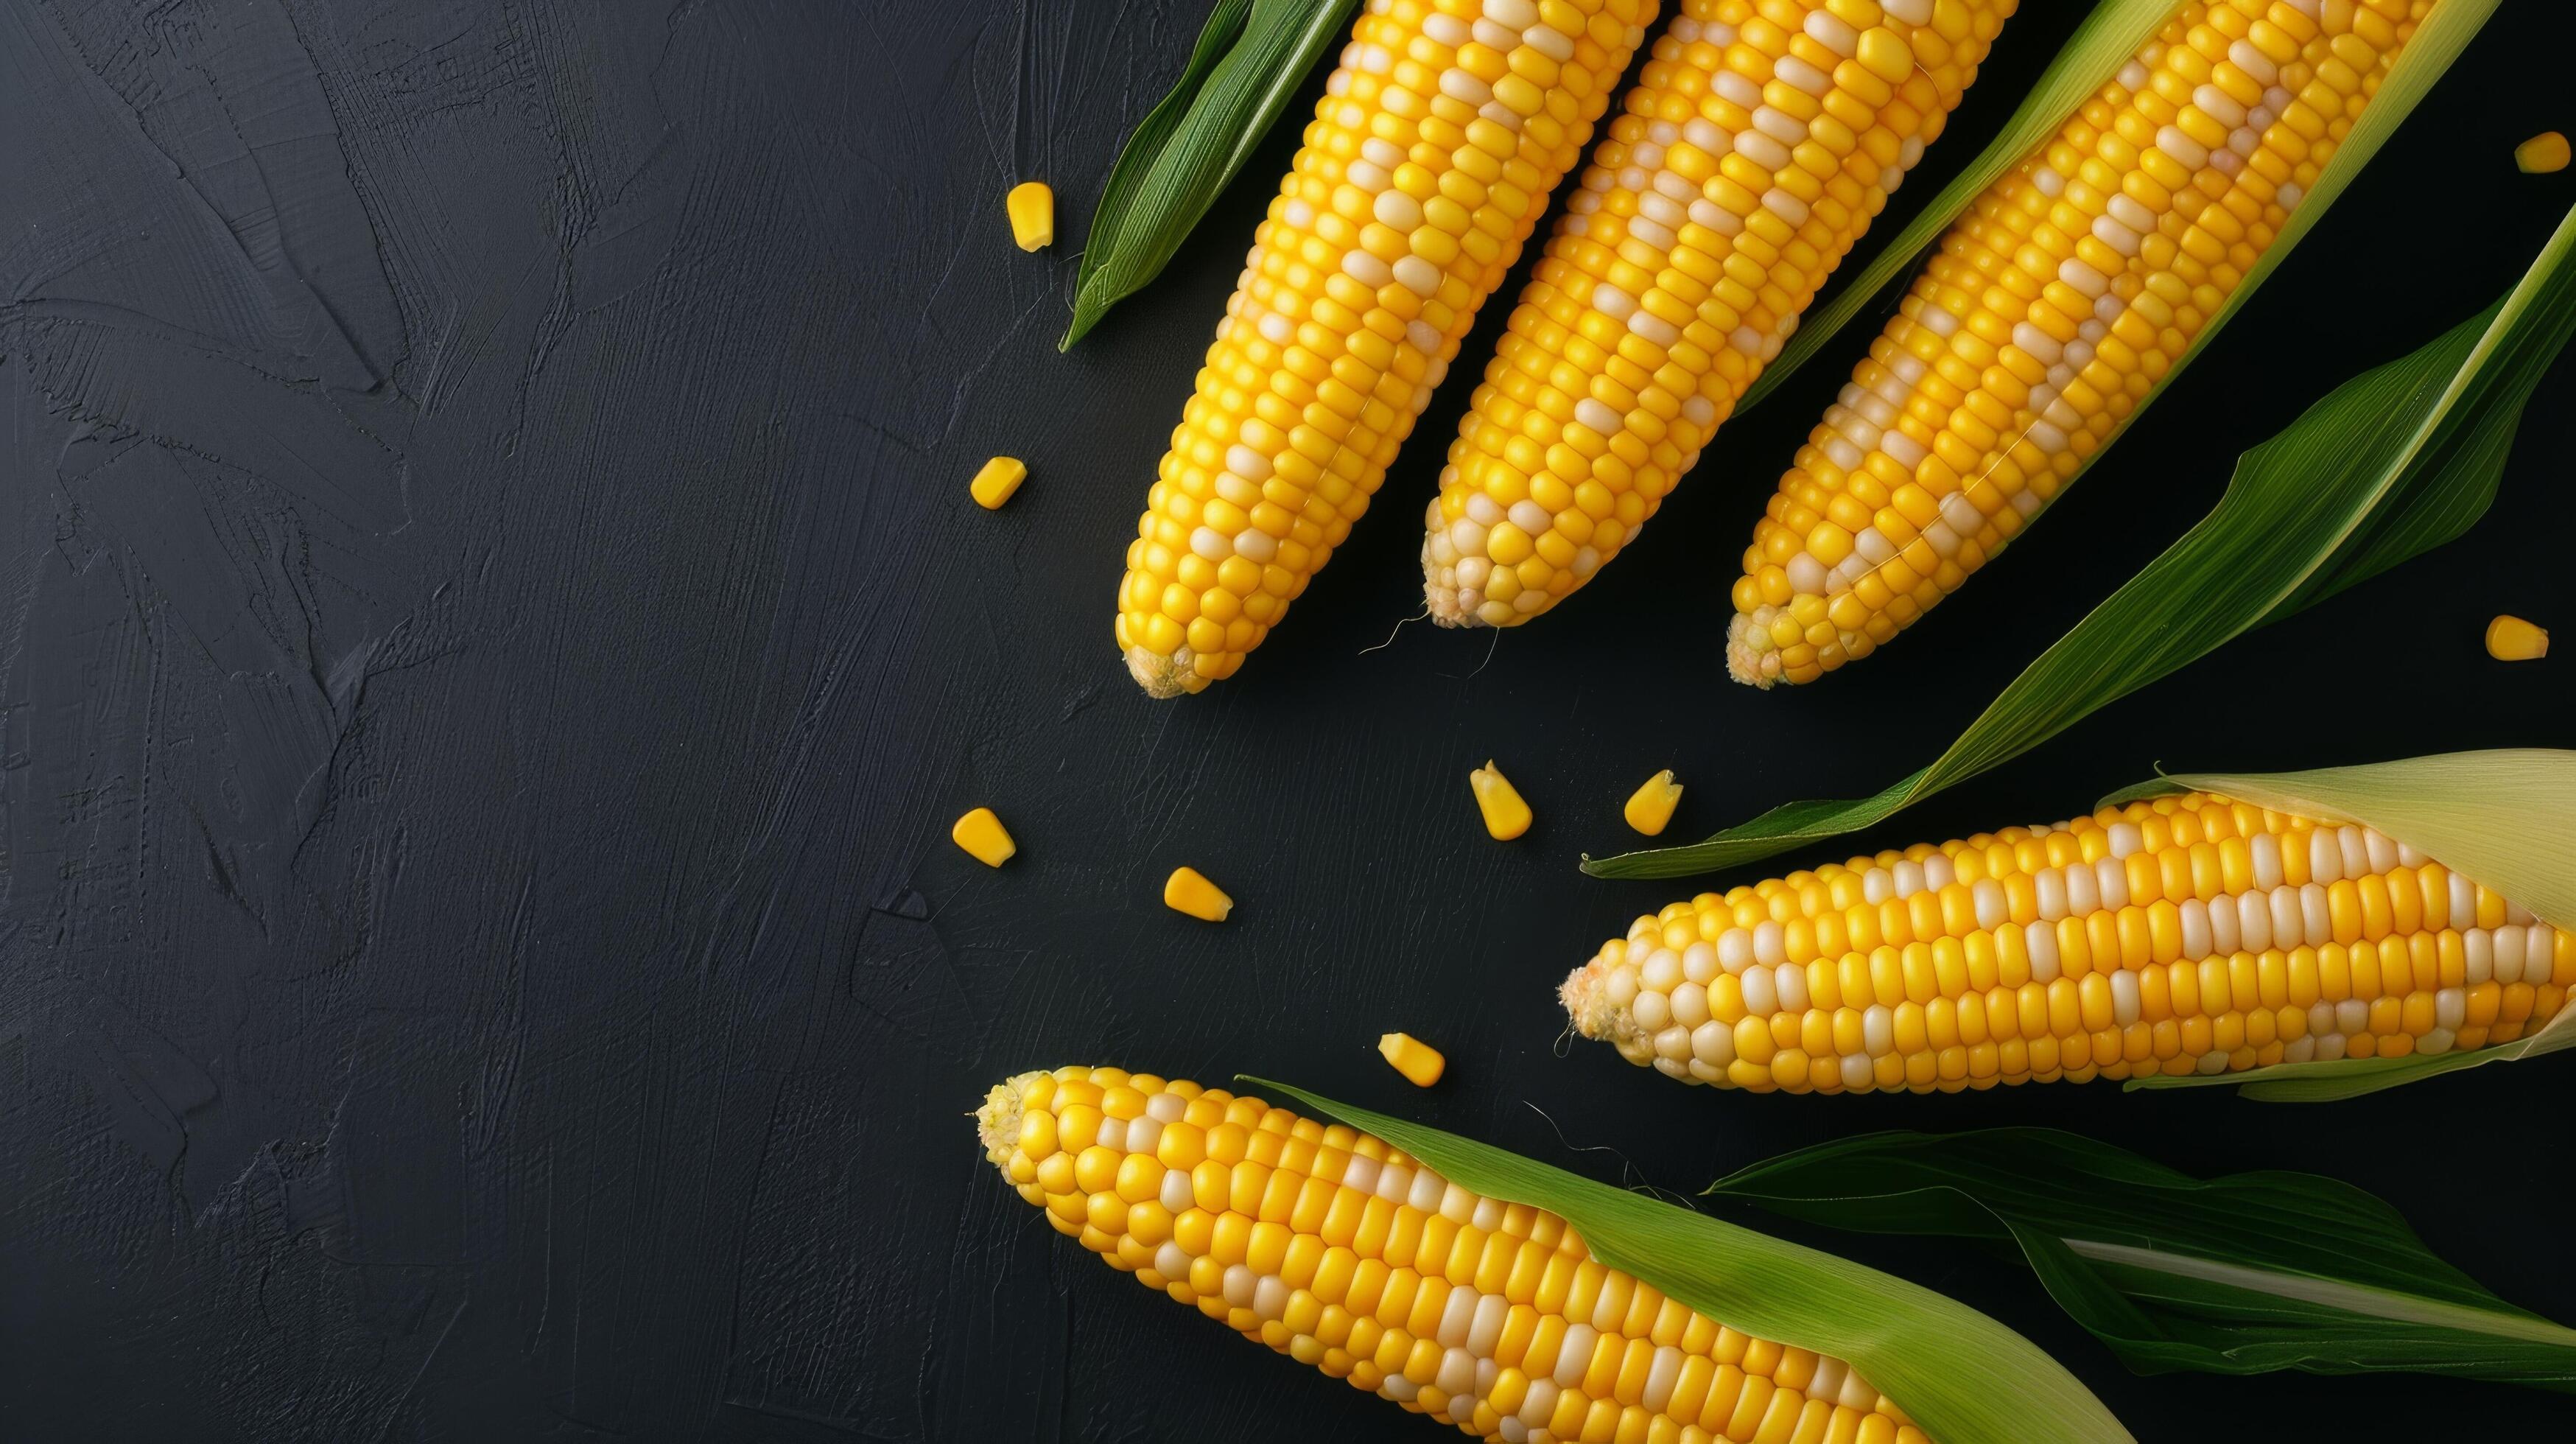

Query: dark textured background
left=4, top=1, right=2572, bottom=1440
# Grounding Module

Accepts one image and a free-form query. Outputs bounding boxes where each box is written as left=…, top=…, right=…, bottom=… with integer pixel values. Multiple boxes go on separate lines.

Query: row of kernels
left=1589, top=928, right=2570, bottom=1090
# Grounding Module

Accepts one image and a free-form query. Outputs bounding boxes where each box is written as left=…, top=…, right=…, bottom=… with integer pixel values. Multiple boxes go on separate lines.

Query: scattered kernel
left=1006, top=180, right=1055, bottom=250
left=1468, top=760, right=1531, bottom=841
left=2488, top=614, right=2550, bottom=662
left=950, top=807, right=1016, bottom=866
left=1623, top=768, right=1683, bottom=837
left=970, top=456, right=1028, bottom=510
left=2517, top=132, right=2571, bottom=175
left=1378, top=1032, right=1445, bottom=1088
left=1162, top=866, right=1233, bottom=922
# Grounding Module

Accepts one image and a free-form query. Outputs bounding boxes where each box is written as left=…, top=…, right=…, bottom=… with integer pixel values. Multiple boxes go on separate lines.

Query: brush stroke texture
left=2, top=2, right=2572, bottom=1440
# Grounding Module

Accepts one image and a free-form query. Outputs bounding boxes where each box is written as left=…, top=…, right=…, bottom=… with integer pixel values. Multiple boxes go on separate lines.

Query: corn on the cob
left=978, top=1066, right=1928, bottom=1441
left=1117, top=0, right=1660, bottom=697
left=1564, top=788, right=2569, bottom=1093
left=1422, top=0, right=2018, bottom=628
left=1728, top=0, right=2434, bottom=687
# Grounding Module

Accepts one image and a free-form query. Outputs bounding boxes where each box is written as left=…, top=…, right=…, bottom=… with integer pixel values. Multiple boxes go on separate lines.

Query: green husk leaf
left=1062, top=0, right=1358, bottom=348
left=1738, top=0, right=2175, bottom=412
left=1742, top=0, right=2500, bottom=412
left=1585, top=187, right=2576, bottom=881
left=1249, top=1078, right=2133, bottom=1444
left=1709, top=1128, right=2576, bottom=1389
left=2102, top=750, right=2576, bottom=1100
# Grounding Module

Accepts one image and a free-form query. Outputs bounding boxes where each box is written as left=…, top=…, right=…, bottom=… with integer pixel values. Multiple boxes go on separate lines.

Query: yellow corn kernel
left=1470, top=760, right=1533, bottom=841
left=951, top=807, right=1017, bottom=866
left=1378, top=1032, right=1446, bottom=1088
left=971, top=456, right=1028, bottom=510
left=1164, top=866, right=1234, bottom=922
left=1623, top=770, right=1684, bottom=837
left=1562, top=787, right=2567, bottom=1095
left=976, top=1069, right=1920, bottom=1440
left=1007, top=181, right=1055, bottom=250
left=2517, top=132, right=2572, bottom=175
left=2487, top=614, right=2549, bottom=662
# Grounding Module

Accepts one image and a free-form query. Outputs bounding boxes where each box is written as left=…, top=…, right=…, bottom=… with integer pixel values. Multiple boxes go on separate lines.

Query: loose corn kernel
left=977, top=1068, right=1925, bottom=1443
left=972, top=456, right=1029, bottom=510
left=1563, top=787, right=2566, bottom=1094
left=1623, top=770, right=1684, bottom=838
left=1378, top=1032, right=1446, bottom=1088
left=1007, top=181, right=1055, bottom=250
left=951, top=807, right=1017, bottom=866
left=2517, top=132, right=2572, bottom=175
left=1165, top=866, right=1234, bottom=922
left=1729, top=0, right=2426, bottom=687
left=2487, top=614, right=2549, bottom=662
left=1470, top=760, right=1534, bottom=841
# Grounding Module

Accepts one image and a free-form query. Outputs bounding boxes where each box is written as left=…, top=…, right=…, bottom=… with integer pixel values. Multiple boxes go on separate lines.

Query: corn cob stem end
left=1125, top=645, right=1208, bottom=699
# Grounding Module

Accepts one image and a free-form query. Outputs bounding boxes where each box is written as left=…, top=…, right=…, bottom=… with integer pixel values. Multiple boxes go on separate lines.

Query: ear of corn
left=1728, top=0, right=2435, bottom=687
left=1421, top=0, right=2019, bottom=628
left=1564, top=787, right=2570, bottom=1093
left=978, top=1066, right=1930, bottom=1442
left=1116, top=0, right=1660, bottom=697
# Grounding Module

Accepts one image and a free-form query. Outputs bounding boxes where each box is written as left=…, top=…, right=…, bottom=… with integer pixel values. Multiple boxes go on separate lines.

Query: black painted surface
left=4, top=1, right=2572, bottom=1440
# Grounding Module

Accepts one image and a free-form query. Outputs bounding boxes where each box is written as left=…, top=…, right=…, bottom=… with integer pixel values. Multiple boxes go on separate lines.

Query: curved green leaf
left=1709, top=1128, right=2576, bottom=1389
left=2102, top=750, right=2576, bottom=1101
left=1585, top=196, right=2576, bottom=881
left=1063, top=0, right=1359, bottom=348
left=1251, top=1078, right=2133, bottom=1444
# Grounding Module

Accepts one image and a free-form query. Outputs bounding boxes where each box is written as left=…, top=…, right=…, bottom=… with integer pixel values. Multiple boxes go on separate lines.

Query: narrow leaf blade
left=1251, top=1079, right=2133, bottom=1444
left=1709, top=1128, right=2576, bottom=1389
left=1064, top=0, right=1361, bottom=347
left=1064, top=0, right=1255, bottom=348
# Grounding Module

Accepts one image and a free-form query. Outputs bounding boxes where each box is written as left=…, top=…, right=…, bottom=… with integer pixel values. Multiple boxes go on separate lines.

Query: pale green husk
left=1250, top=1078, right=2133, bottom=1444
left=2102, top=750, right=2576, bottom=1101
left=1743, top=0, right=2501, bottom=411
left=1587, top=189, right=2576, bottom=880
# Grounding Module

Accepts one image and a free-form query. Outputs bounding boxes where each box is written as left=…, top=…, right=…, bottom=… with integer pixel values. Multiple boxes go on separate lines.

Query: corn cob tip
left=1723, top=613, right=1779, bottom=689
left=1125, top=645, right=1208, bottom=699
left=1419, top=501, right=1488, bottom=629
left=976, top=1071, right=1047, bottom=1165
left=1557, top=956, right=1639, bottom=1054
